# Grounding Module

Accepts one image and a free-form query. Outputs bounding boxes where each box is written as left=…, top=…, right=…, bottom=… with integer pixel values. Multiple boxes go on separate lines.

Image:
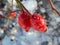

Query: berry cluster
left=10, top=12, right=16, bottom=19
left=0, top=14, right=3, bottom=19
left=18, top=11, right=47, bottom=32
left=18, top=11, right=31, bottom=32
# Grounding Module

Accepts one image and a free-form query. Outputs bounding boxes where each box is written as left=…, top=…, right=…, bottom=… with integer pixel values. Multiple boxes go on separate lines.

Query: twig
left=49, top=0, right=60, bottom=16
left=15, top=0, right=32, bottom=16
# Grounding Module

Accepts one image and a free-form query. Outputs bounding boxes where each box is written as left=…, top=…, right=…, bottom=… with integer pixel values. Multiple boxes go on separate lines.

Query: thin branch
left=49, top=0, right=60, bottom=16
left=15, top=0, right=32, bottom=16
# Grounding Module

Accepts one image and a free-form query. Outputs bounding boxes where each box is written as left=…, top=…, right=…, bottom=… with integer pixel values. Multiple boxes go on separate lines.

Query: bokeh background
left=0, top=0, right=60, bottom=45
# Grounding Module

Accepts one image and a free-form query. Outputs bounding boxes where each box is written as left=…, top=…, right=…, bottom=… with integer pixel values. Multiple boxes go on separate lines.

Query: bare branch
left=49, top=0, right=60, bottom=16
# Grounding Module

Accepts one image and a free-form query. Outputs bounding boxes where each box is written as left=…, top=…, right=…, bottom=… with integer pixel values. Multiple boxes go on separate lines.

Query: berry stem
left=48, top=0, right=60, bottom=16
left=15, top=0, right=32, bottom=16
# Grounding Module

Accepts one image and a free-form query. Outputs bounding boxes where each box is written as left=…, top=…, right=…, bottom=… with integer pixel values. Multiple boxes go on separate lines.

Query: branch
left=15, top=0, right=32, bottom=15
left=49, top=0, right=60, bottom=16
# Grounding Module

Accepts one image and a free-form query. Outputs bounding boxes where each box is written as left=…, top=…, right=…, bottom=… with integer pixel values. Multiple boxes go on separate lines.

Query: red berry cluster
left=10, top=12, right=16, bottom=19
left=18, top=11, right=31, bottom=32
left=30, top=14, right=47, bottom=32
left=18, top=11, right=47, bottom=32
left=0, top=14, right=3, bottom=19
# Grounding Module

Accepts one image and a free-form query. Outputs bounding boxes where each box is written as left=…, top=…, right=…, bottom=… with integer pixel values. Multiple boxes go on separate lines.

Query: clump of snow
left=22, top=0, right=37, bottom=14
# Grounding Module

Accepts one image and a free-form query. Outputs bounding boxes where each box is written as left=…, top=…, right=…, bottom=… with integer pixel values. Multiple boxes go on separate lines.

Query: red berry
left=18, top=11, right=31, bottom=32
left=30, top=13, right=47, bottom=32
left=0, top=14, right=3, bottom=19
left=10, top=12, right=16, bottom=18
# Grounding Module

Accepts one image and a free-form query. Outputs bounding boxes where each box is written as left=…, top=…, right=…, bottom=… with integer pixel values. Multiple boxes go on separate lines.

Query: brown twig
left=15, top=0, right=32, bottom=16
left=5, top=0, right=13, bottom=28
left=49, top=0, right=60, bottom=16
